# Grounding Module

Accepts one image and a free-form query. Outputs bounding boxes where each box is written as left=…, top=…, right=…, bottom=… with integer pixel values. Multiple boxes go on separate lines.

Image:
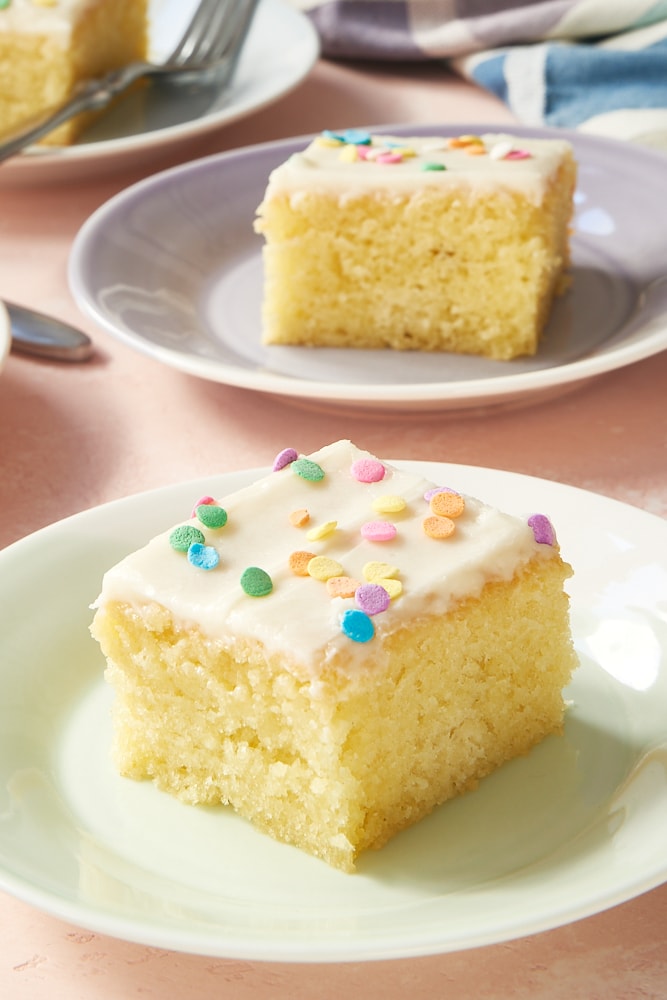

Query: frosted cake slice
left=91, top=440, right=577, bottom=872
left=254, top=131, right=577, bottom=360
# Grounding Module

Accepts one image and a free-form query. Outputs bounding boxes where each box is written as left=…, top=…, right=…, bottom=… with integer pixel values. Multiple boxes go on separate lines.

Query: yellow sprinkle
left=464, top=144, right=487, bottom=156
left=339, top=144, right=358, bottom=163
left=448, top=134, right=483, bottom=149
left=289, top=508, right=310, bottom=528
left=430, top=491, right=466, bottom=518
left=372, top=494, right=407, bottom=515
left=308, top=556, right=345, bottom=582
left=326, top=575, right=360, bottom=599
left=379, top=578, right=402, bottom=599
left=288, top=550, right=317, bottom=576
left=423, top=514, right=456, bottom=539
left=398, top=147, right=417, bottom=158
left=315, top=136, right=342, bottom=148
left=306, top=520, right=337, bottom=541
left=32, top=0, right=58, bottom=5
left=363, top=560, right=399, bottom=582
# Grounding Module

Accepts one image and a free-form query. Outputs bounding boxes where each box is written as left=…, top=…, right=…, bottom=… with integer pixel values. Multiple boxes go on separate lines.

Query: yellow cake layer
left=92, top=553, right=576, bottom=873
left=257, top=156, right=576, bottom=360
left=0, top=0, right=148, bottom=145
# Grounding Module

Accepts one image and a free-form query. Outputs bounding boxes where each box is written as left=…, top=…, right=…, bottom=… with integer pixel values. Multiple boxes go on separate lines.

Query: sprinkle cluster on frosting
left=166, top=448, right=557, bottom=647
left=315, top=130, right=533, bottom=171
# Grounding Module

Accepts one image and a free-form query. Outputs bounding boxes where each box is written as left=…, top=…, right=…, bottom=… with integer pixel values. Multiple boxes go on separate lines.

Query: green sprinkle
left=292, top=458, right=325, bottom=482
left=0, top=1, right=11, bottom=9
left=421, top=162, right=446, bottom=171
left=240, top=566, right=273, bottom=597
left=196, top=504, right=228, bottom=529
left=169, top=525, right=205, bottom=552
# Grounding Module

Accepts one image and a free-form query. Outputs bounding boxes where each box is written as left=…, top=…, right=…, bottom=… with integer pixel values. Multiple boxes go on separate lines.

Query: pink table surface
left=1, top=57, right=666, bottom=998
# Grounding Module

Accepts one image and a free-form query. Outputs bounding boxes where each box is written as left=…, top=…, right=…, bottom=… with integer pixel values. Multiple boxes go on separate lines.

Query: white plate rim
left=0, top=461, right=666, bottom=961
left=68, top=125, right=667, bottom=411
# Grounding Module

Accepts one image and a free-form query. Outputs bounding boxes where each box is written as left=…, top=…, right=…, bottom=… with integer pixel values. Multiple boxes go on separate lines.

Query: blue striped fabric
left=295, top=1, right=667, bottom=144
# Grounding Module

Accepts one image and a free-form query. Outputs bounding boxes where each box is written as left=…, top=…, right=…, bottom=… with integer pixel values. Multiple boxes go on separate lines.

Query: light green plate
left=0, top=462, right=665, bottom=961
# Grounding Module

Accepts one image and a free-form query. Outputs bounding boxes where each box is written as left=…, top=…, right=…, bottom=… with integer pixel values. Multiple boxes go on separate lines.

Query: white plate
left=0, top=462, right=666, bottom=961
left=0, top=0, right=319, bottom=185
left=68, top=125, right=667, bottom=413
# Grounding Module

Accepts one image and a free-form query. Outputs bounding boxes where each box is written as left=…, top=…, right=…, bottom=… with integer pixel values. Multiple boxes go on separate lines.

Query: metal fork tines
left=0, top=0, right=260, bottom=163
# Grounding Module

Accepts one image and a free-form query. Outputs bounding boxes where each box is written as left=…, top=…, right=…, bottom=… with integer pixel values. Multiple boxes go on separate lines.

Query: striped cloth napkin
left=294, top=0, right=667, bottom=147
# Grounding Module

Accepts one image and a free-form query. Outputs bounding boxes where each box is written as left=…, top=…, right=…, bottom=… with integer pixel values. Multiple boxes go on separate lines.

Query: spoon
left=7, top=300, right=93, bottom=362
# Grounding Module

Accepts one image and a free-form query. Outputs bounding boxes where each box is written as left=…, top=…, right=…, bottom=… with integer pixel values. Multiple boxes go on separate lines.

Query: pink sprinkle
left=273, top=447, right=298, bottom=471
left=528, top=514, right=556, bottom=546
left=505, top=149, right=532, bottom=160
left=351, top=458, right=386, bottom=483
left=357, top=146, right=370, bottom=160
left=190, top=495, right=216, bottom=518
left=376, top=152, right=403, bottom=164
left=361, top=520, right=397, bottom=542
left=356, top=582, right=391, bottom=616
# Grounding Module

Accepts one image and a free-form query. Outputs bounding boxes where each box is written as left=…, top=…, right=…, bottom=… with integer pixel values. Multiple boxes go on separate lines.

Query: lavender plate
left=69, top=124, right=667, bottom=413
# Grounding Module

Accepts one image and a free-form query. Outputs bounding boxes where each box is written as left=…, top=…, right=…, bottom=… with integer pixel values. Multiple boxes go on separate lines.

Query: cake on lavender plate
left=91, top=440, right=577, bottom=872
left=254, top=130, right=577, bottom=360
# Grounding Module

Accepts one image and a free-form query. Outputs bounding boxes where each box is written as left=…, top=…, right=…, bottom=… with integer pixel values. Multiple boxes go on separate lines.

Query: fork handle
left=0, top=62, right=150, bottom=163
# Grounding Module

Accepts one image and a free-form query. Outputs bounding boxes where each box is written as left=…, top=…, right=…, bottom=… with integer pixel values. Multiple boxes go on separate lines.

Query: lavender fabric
left=295, top=0, right=667, bottom=141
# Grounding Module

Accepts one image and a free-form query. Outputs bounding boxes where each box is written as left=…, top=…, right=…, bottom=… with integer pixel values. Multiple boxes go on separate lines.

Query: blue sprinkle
left=341, top=608, right=375, bottom=643
left=187, top=542, right=220, bottom=571
left=322, top=128, right=371, bottom=146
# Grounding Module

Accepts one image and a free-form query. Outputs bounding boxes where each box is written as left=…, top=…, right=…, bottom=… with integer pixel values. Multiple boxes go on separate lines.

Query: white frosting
left=0, top=0, right=98, bottom=37
left=260, top=133, right=573, bottom=207
left=94, top=441, right=558, bottom=677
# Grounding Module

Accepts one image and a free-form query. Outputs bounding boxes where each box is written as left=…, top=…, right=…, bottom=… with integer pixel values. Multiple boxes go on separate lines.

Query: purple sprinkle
left=528, top=514, right=556, bottom=546
left=355, top=583, right=391, bottom=616
left=424, top=486, right=458, bottom=502
left=273, top=448, right=298, bottom=471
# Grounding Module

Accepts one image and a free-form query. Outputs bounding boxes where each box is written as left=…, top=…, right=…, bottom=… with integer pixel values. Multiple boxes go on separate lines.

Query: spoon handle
left=8, top=301, right=93, bottom=362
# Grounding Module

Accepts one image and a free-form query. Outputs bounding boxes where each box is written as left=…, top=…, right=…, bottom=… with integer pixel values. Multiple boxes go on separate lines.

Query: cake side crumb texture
left=254, top=132, right=577, bottom=359
left=91, top=440, right=578, bottom=872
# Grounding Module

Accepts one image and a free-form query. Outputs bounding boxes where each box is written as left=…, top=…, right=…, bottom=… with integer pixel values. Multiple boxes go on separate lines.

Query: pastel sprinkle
left=528, top=514, right=556, bottom=546
left=430, top=491, right=465, bottom=519
left=273, top=447, right=298, bottom=471
left=505, top=149, right=532, bottom=160
left=423, top=514, right=456, bottom=539
left=421, top=162, right=446, bottom=171
left=380, top=577, right=402, bottom=599
left=323, top=128, right=371, bottom=146
left=489, top=141, right=514, bottom=161
left=326, top=575, right=360, bottom=599
left=292, top=458, right=325, bottom=482
left=240, top=566, right=273, bottom=597
left=288, top=550, right=317, bottom=576
left=376, top=152, right=403, bottom=164
left=464, top=144, right=487, bottom=156
left=363, top=560, right=399, bottom=582
left=340, top=608, right=375, bottom=643
left=196, top=504, right=228, bottom=529
left=355, top=583, right=391, bottom=616
left=169, top=525, right=205, bottom=552
left=372, top=494, right=406, bottom=514
left=190, top=494, right=215, bottom=518
left=289, top=507, right=310, bottom=527
left=339, top=144, right=359, bottom=163
left=306, top=519, right=337, bottom=541
left=315, top=135, right=342, bottom=148
left=351, top=458, right=385, bottom=483
left=424, top=486, right=457, bottom=501
left=308, top=555, right=345, bottom=581
left=361, top=520, right=397, bottom=542
left=187, top=543, right=220, bottom=571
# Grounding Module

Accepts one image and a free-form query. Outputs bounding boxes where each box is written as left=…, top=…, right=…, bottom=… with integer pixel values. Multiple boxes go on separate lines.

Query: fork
left=0, top=0, right=260, bottom=163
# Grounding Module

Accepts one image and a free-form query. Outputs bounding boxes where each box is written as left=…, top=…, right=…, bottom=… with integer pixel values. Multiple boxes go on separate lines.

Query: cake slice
left=254, top=130, right=577, bottom=359
left=0, top=0, right=148, bottom=146
left=91, top=441, right=577, bottom=872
